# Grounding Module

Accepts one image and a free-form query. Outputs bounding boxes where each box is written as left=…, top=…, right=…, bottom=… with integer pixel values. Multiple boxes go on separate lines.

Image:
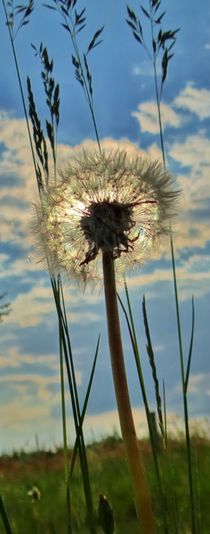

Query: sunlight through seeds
left=33, top=150, right=179, bottom=283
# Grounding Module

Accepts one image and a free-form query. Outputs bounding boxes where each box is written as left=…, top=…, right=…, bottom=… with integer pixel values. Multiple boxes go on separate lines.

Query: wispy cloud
left=132, top=63, right=161, bottom=77
left=0, top=110, right=209, bottom=304
left=131, top=101, right=184, bottom=134
left=0, top=347, right=59, bottom=370
left=187, top=373, right=210, bottom=396
left=174, top=85, right=210, bottom=119
left=127, top=256, right=210, bottom=301
left=3, top=282, right=102, bottom=328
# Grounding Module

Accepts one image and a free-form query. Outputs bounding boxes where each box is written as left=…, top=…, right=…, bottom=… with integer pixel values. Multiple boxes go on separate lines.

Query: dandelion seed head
left=33, top=150, right=179, bottom=284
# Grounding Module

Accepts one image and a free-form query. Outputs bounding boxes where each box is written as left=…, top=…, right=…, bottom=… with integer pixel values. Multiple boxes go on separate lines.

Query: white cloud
left=131, top=101, right=184, bottom=134
left=153, top=344, right=165, bottom=353
left=174, top=85, right=210, bottom=120
left=132, top=63, right=161, bottom=77
left=169, top=133, right=210, bottom=172
left=127, top=257, right=210, bottom=301
left=187, top=373, right=210, bottom=395
left=3, top=282, right=101, bottom=328
left=0, top=111, right=143, bottom=250
left=0, top=110, right=209, bottom=303
left=0, top=347, right=59, bottom=370
left=131, top=85, right=210, bottom=137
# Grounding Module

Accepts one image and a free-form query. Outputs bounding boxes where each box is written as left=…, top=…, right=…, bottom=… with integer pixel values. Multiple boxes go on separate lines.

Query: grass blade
left=185, top=296, right=195, bottom=394
left=51, top=276, right=97, bottom=534
left=0, top=496, right=13, bottom=534
left=68, top=334, right=100, bottom=482
left=142, top=295, right=165, bottom=442
left=171, top=236, right=196, bottom=533
left=118, top=283, right=169, bottom=533
left=162, top=379, right=168, bottom=450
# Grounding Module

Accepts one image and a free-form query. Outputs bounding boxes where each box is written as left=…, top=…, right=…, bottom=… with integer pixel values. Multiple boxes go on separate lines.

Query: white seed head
left=33, top=150, right=179, bottom=284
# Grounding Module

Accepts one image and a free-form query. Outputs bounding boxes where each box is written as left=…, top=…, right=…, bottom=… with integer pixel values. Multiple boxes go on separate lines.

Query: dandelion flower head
left=34, top=150, right=179, bottom=284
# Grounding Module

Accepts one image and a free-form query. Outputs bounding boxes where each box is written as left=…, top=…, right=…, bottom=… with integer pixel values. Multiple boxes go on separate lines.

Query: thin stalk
left=118, top=291, right=163, bottom=484
left=51, top=279, right=96, bottom=534
left=59, top=279, right=96, bottom=510
left=148, top=4, right=166, bottom=168
left=2, top=0, right=39, bottom=187
left=119, top=288, right=168, bottom=533
left=68, top=335, right=100, bottom=483
left=171, top=237, right=196, bottom=533
left=59, top=8, right=101, bottom=152
left=102, top=250, right=155, bottom=533
left=162, top=380, right=168, bottom=451
left=3, top=4, right=96, bottom=530
left=58, top=295, right=72, bottom=534
left=59, top=319, right=68, bottom=475
left=148, top=6, right=196, bottom=530
left=153, top=59, right=166, bottom=167
left=70, top=33, right=101, bottom=152
left=0, top=496, right=13, bottom=534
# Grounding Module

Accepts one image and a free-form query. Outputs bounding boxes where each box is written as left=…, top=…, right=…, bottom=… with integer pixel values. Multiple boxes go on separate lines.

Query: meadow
left=1, top=434, right=210, bottom=533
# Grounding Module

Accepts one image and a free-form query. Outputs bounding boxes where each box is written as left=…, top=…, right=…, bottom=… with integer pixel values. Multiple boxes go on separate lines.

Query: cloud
left=7, top=284, right=55, bottom=328
left=0, top=373, right=61, bottom=406
left=0, top=110, right=142, bottom=250
left=3, top=282, right=102, bottom=328
left=131, top=85, right=210, bottom=140
left=0, top=347, right=59, bottom=370
left=187, top=373, right=210, bottom=396
left=174, top=85, right=210, bottom=119
left=131, top=102, right=184, bottom=134
left=127, top=255, right=210, bottom=301
left=83, top=407, right=148, bottom=440
left=132, top=63, right=161, bottom=77
left=0, top=109, right=209, bottom=303
left=168, top=135, right=210, bottom=252
left=169, top=133, right=210, bottom=173
left=0, top=370, right=82, bottom=407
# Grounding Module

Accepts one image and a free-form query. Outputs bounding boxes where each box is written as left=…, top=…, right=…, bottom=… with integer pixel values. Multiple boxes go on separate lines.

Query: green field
left=1, top=434, right=210, bottom=533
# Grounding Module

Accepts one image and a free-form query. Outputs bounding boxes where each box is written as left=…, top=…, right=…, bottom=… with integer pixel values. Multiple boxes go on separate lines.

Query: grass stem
left=0, top=495, right=13, bottom=534
left=171, top=236, right=196, bottom=533
left=2, top=0, right=39, bottom=189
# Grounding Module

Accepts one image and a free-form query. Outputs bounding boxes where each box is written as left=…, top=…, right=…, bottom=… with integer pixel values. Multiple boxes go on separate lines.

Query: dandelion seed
left=34, top=149, right=179, bottom=283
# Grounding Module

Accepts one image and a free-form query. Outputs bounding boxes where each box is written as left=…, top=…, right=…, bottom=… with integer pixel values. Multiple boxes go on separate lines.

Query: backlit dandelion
left=34, top=150, right=178, bottom=283
left=33, top=149, right=179, bottom=532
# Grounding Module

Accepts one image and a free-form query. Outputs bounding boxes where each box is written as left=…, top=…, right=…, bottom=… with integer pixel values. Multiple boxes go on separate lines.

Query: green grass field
left=1, top=434, right=210, bottom=533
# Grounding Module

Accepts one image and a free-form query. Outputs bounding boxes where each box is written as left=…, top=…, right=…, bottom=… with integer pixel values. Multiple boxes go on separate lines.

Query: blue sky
left=0, top=0, right=210, bottom=453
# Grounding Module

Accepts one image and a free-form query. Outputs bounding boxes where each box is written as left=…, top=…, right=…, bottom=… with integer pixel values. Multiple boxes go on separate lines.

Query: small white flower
left=27, top=485, right=41, bottom=501
left=33, top=150, right=179, bottom=283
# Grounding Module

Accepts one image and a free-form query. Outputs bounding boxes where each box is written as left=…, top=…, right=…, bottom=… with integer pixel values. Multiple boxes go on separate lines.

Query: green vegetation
left=1, top=434, right=210, bottom=533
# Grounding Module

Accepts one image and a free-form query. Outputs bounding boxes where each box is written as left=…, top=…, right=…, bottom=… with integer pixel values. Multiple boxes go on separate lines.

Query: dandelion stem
left=102, top=250, right=155, bottom=533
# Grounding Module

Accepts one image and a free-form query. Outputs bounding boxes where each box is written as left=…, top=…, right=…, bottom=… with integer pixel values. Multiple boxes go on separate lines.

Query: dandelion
left=27, top=485, right=41, bottom=501
left=33, top=149, right=179, bottom=532
left=34, top=150, right=178, bottom=283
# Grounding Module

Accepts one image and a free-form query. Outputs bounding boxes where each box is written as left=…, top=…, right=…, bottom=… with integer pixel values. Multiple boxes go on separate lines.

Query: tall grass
left=125, top=1, right=197, bottom=532
left=1, top=2, right=101, bottom=532
left=0, top=1, right=202, bottom=533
